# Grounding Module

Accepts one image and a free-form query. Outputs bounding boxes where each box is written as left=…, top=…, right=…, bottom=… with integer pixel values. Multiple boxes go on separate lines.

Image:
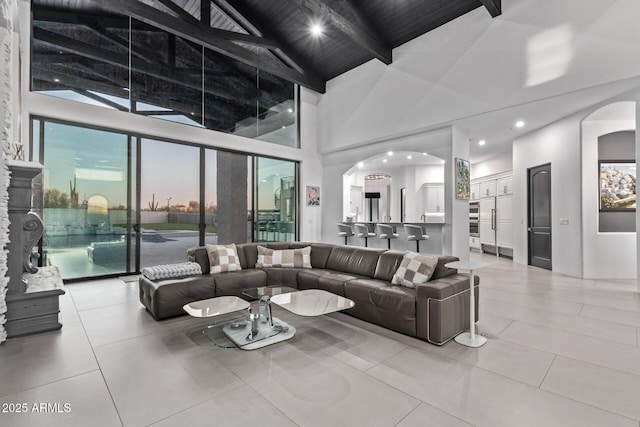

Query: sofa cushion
left=187, top=246, right=210, bottom=274
left=373, top=250, right=406, bottom=281
left=212, top=269, right=267, bottom=297
left=344, top=278, right=417, bottom=336
left=259, top=267, right=303, bottom=288
left=391, top=252, right=439, bottom=288
left=206, top=244, right=242, bottom=273
left=256, top=245, right=311, bottom=268
left=138, top=275, right=216, bottom=320
left=325, top=246, right=386, bottom=278
left=297, top=269, right=364, bottom=296
left=141, top=262, right=202, bottom=281
left=307, top=243, right=336, bottom=269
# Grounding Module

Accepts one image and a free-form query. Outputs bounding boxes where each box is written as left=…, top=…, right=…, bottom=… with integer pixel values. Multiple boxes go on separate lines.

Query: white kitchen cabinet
left=496, top=195, right=512, bottom=221
left=469, top=236, right=481, bottom=249
left=479, top=221, right=495, bottom=245
left=471, top=171, right=513, bottom=254
left=470, top=183, right=480, bottom=200
left=496, top=176, right=513, bottom=195
left=480, top=180, right=496, bottom=198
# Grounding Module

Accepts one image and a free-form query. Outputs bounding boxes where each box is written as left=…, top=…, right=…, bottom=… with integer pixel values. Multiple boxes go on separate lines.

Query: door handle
left=491, top=209, right=496, bottom=230
left=527, top=227, right=532, bottom=232
left=133, top=224, right=140, bottom=232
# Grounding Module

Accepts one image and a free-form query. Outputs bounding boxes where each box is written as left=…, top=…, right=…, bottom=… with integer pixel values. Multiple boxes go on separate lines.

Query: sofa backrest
left=325, top=246, right=386, bottom=278
left=188, top=242, right=459, bottom=281
left=187, top=247, right=210, bottom=274
left=373, top=250, right=460, bottom=281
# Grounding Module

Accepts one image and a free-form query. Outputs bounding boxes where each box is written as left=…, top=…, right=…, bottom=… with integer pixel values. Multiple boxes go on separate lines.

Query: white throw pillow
left=391, top=252, right=438, bottom=288
left=141, top=262, right=202, bottom=281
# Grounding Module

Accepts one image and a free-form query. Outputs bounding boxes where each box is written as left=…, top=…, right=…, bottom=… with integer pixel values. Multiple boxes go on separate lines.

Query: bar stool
left=376, top=223, right=398, bottom=249
left=404, top=224, right=429, bottom=252
left=337, top=223, right=354, bottom=245
left=354, top=223, right=376, bottom=247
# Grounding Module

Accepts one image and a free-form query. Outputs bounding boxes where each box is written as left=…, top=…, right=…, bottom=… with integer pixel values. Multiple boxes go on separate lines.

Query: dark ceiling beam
left=156, top=0, right=201, bottom=25
left=96, top=0, right=326, bottom=92
left=287, top=0, right=392, bottom=65
left=212, top=0, right=321, bottom=78
left=201, top=0, right=211, bottom=26
left=84, top=21, right=158, bottom=64
left=33, top=7, right=127, bottom=28
left=479, top=0, right=501, bottom=17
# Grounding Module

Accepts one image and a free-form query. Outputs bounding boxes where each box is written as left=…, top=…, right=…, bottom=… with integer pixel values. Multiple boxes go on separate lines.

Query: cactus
left=69, top=175, right=79, bottom=208
left=148, top=193, right=159, bottom=211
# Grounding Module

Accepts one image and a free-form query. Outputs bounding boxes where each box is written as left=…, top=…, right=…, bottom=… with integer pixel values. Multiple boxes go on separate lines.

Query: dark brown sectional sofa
left=138, top=242, right=479, bottom=345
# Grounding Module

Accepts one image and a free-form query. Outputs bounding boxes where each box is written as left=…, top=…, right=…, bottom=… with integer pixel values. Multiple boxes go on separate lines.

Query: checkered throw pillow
left=255, top=245, right=311, bottom=268
left=205, top=244, right=242, bottom=274
left=391, top=252, right=438, bottom=288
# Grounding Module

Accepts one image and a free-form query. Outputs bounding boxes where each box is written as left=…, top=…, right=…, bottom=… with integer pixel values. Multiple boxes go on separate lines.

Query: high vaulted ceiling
left=32, top=0, right=502, bottom=94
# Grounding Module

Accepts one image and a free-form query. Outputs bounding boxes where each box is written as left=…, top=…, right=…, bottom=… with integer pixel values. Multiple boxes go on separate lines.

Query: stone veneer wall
left=0, top=0, right=17, bottom=343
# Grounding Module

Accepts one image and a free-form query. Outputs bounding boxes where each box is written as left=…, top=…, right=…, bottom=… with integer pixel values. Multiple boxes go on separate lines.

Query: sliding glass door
left=41, top=122, right=132, bottom=279
left=138, top=139, right=200, bottom=268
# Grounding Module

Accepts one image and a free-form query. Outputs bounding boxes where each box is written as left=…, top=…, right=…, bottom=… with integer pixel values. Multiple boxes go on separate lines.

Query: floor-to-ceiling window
left=32, top=118, right=299, bottom=280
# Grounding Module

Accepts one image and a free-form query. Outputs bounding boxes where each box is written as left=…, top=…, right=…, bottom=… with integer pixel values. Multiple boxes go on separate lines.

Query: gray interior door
left=528, top=164, right=552, bottom=270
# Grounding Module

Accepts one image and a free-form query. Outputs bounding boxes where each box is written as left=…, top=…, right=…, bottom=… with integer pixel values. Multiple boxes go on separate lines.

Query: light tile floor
left=1, top=252, right=639, bottom=426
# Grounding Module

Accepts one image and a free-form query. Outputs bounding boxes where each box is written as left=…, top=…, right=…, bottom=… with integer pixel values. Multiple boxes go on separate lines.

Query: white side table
left=444, top=260, right=490, bottom=347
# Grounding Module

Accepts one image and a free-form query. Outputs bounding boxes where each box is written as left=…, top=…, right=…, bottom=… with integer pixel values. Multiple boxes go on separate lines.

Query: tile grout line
left=538, top=354, right=557, bottom=389
left=72, top=289, right=126, bottom=427
left=538, top=355, right=640, bottom=424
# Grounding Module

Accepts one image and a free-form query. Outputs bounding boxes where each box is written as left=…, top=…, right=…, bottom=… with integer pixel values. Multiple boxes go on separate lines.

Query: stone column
left=7, top=160, right=42, bottom=294
left=216, top=152, right=249, bottom=244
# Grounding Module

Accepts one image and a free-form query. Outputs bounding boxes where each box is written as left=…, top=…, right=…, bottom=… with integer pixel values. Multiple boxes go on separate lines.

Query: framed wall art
left=455, top=158, right=470, bottom=200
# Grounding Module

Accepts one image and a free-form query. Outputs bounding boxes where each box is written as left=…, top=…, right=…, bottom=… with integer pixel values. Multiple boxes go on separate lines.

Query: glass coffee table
left=270, top=289, right=355, bottom=316
left=242, top=285, right=298, bottom=300
left=183, top=296, right=295, bottom=350
left=184, top=289, right=355, bottom=350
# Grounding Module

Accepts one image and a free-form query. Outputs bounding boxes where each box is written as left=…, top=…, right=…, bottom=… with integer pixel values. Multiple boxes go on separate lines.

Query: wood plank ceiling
left=32, top=0, right=501, bottom=94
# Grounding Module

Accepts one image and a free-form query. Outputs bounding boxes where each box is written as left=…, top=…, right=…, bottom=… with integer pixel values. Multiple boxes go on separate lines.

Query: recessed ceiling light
left=54, top=78, right=60, bottom=82
left=407, top=155, right=412, bottom=160
left=281, top=126, right=286, bottom=129
left=382, top=159, right=387, bottom=163
left=422, top=152, right=427, bottom=156
left=441, top=160, right=445, bottom=164
left=287, top=108, right=293, bottom=113
left=478, top=140, right=486, bottom=146
left=310, top=23, right=324, bottom=37
left=515, top=120, right=525, bottom=128
left=387, top=151, right=393, bottom=156
left=357, top=162, right=364, bottom=168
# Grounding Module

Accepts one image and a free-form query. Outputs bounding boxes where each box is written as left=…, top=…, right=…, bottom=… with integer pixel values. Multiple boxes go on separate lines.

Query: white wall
left=581, top=102, right=636, bottom=279
left=512, top=113, right=583, bottom=277
left=471, top=149, right=513, bottom=180
left=318, top=0, right=640, bottom=154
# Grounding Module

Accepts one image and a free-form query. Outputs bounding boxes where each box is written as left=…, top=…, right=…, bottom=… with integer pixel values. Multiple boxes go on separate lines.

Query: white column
left=449, top=126, right=471, bottom=260
left=636, top=98, right=640, bottom=293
